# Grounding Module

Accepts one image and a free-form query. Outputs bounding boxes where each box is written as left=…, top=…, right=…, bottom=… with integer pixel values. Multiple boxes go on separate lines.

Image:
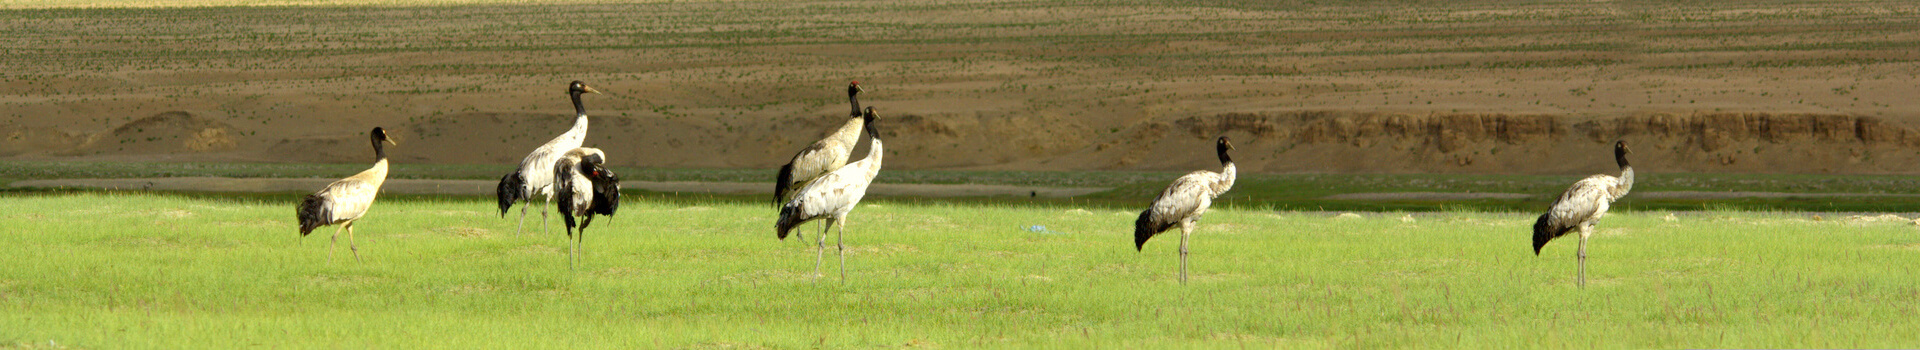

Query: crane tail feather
left=1532, top=213, right=1573, bottom=255
left=774, top=163, right=795, bottom=206
left=1134, top=210, right=1169, bottom=251
left=775, top=204, right=806, bottom=240
left=496, top=171, right=524, bottom=217
left=297, top=194, right=330, bottom=236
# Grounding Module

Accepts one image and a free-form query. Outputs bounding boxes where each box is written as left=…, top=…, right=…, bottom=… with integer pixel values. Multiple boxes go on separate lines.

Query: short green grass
left=13, top=161, right=1920, bottom=212
left=2, top=192, right=1916, bottom=348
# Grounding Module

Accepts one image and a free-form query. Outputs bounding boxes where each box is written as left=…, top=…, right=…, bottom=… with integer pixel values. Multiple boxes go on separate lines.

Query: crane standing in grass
left=554, top=147, right=620, bottom=270
left=297, top=127, right=398, bottom=263
left=774, top=81, right=872, bottom=240
left=775, top=111, right=884, bottom=282
left=1134, top=136, right=1236, bottom=284
left=1533, top=140, right=1634, bottom=287
left=498, top=81, right=600, bottom=234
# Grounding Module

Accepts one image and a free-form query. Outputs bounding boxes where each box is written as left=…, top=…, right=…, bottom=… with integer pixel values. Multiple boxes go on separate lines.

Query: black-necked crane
left=297, top=127, right=398, bottom=263
left=774, top=81, right=871, bottom=242
left=775, top=110, right=883, bottom=282
left=1533, top=140, right=1633, bottom=287
left=498, top=80, right=600, bottom=234
left=776, top=81, right=869, bottom=206
left=1134, top=136, right=1236, bottom=284
left=554, top=147, right=620, bottom=270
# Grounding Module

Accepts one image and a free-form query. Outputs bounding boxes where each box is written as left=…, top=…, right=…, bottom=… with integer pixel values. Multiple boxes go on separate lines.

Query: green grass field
left=2, top=192, right=1916, bottom=348
left=14, top=160, right=1920, bottom=212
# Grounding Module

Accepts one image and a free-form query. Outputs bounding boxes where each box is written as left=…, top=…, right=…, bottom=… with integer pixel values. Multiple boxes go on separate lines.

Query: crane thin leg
left=1577, top=226, right=1590, bottom=288
left=1179, top=221, right=1192, bottom=284
left=346, top=221, right=362, bottom=263
left=837, top=219, right=847, bottom=283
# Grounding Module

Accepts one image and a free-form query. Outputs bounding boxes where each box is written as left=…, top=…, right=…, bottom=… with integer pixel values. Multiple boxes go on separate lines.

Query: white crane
left=498, top=80, right=600, bottom=234
left=1134, top=136, right=1236, bottom=284
left=554, top=147, right=620, bottom=270
left=297, top=127, right=398, bottom=263
left=1533, top=140, right=1634, bottom=287
left=776, top=81, right=870, bottom=207
left=775, top=113, right=883, bottom=282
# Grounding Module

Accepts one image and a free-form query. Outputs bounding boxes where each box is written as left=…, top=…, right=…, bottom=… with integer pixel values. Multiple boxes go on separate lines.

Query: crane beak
left=583, top=86, right=602, bottom=94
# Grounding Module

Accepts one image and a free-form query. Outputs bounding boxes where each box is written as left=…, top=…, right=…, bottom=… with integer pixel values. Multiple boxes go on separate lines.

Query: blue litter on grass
left=1025, top=225, right=1068, bottom=235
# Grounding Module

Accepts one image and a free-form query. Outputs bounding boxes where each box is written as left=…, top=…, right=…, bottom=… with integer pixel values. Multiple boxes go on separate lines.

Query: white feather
left=517, top=115, right=588, bottom=200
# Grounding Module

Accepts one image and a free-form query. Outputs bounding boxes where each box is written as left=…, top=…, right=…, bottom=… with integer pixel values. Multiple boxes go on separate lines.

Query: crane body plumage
left=554, top=147, right=620, bottom=270
left=775, top=122, right=883, bottom=282
left=775, top=82, right=870, bottom=207
left=498, top=81, right=599, bottom=234
left=297, top=127, right=397, bottom=263
left=1533, top=141, right=1634, bottom=287
left=1134, top=137, right=1236, bottom=284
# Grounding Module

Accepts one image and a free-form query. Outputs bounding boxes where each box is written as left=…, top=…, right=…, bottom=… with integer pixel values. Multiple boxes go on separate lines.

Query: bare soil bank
left=9, top=177, right=1108, bottom=197
left=10, top=110, right=1920, bottom=175
left=6, top=1, right=1919, bottom=174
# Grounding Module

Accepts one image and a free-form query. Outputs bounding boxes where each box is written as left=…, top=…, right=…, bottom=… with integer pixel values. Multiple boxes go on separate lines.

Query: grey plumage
left=1533, top=141, right=1634, bottom=287
left=775, top=119, right=884, bottom=282
left=555, top=147, right=620, bottom=270
left=774, top=82, right=870, bottom=207
left=1135, top=136, right=1236, bottom=284
left=497, top=81, right=599, bottom=234
left=296, top=127, right=397, bottom=263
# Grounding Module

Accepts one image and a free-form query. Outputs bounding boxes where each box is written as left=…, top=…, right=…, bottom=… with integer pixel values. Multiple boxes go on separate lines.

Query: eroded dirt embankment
left=9, top=110, right=1920, bottom=174
left=1099, top=111, right=1920, bottom=174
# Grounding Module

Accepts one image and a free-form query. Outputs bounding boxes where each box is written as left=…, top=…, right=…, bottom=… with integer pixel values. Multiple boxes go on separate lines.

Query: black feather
left=589, top=166, right=620, bottom=217
left=775, top=203, right=811, bottom=240
left=1134, top=210, right=1173, bottom=251
left=496, top=171, right=524, bottom=217
left=297, top=194, right=331, bottom=236
left=1532, top=213, right=1575, bottom=255
left=774, top=163, right=795, bottom=206
left=559, top=198, right=578, bottom=238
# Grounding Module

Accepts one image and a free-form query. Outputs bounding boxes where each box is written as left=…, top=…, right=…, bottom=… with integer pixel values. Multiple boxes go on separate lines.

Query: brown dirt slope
left=5, top=1, right=1920, bottom=174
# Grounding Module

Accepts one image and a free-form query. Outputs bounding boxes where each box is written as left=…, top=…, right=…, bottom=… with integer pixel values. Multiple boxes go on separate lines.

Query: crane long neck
left=860, top=137, right=884, bottom=174
left=1615, top=150, right=1633, bottom=196
left=849, top=91, right=861, bottom=117
left=371, top=136, right=387, bottom=161
left=830, top=116, right=866, bottom=144
left=1215, top=145, right=1235, bottom=193
left=571, top=91, right=587, bottom=117
left=1218, top=162, right=1237, bottom=194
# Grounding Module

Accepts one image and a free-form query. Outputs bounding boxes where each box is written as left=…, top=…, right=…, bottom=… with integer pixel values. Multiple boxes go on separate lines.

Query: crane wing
left=1147, top=172, right=1217, bottom=229
left=316, top=177, right=379, bottom=222
left=1545, top=175, right=1619, bottom=230
left=789, top=140, right=851, bottom=182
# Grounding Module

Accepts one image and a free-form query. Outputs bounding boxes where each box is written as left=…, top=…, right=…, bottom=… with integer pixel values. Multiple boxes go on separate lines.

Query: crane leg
left=1577, top=226, right=1591, bottom=288
left=328, top=225, right=343, bottom=264
left=346, top=221, right=362, bottom=263
left=541, top=196, right=551, bottom=235
left=518, top=200, right=529, bottom=234
left=1179, top=221, right=1192, bottom=284
left=837, top=219, right=847, bottom=283
left=814, top=220, right=830, bottom=281
left=564, top=224, right=575, bottom=271
left=578, top=216, right=594, bottom=272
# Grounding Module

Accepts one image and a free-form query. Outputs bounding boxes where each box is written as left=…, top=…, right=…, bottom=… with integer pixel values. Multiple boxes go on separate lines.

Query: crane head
left=1217, top=136, right=1234, bottom=151
left=569, top=81, right=601, bottom=95
left=862, top=107, right=881, bottom=137
left=1614, top=140, right=1629, bottom=154
left=849, top=81, right=863, bottom=94
left=372, top=127, right=397, bottom=145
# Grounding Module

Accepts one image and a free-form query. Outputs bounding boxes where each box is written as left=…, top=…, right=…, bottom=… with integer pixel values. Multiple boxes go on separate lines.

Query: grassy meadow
left=1, top=192, right=1916, bottom=348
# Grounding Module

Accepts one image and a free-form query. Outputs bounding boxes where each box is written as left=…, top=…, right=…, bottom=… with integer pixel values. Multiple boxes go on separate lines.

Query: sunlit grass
left=1, top=192, right=1915, bottom=347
